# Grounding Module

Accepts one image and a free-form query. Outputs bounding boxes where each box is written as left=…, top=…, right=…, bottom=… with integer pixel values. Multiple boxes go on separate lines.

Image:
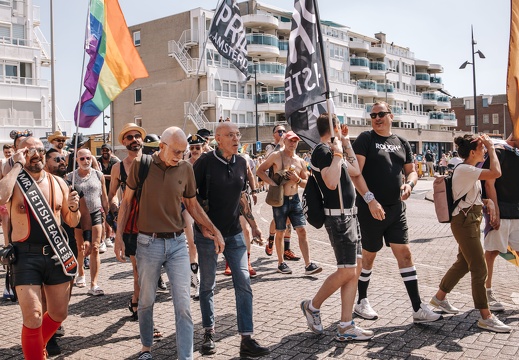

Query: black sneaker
left=55, top=325, right=65, bottom=337
left=157, top=275, right=167, bottom=291
left=137, top=351, right=153, bottom=360
left=46, top=334, right=61, bottom=356
left=201, top=330, right=216, bottom=355
left=277, top=262, right=292, bottom=274
left=240, top=337, right=270, bottom=358
left=304, top=262, right=322, bottom=275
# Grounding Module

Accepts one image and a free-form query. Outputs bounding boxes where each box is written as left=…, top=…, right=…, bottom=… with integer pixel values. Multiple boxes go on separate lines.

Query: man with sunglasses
left=47, top=131, right=70, bottom=157
left=0, top=136, right=81, bottom=360
left=351, top=101, right=441, bottom=323
left=264, top=125, right=300, bottom=262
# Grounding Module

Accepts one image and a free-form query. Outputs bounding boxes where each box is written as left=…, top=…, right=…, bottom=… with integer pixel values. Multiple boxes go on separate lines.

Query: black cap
left=196, top=128, right=211, bottom=140
left=101, top=143, right=112, bottom=150
left=188, top=134, right=206, bottom=145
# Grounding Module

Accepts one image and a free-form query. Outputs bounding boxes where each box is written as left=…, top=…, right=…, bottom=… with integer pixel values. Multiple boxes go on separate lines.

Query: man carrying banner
left=0, top=136, right=80, bottom=360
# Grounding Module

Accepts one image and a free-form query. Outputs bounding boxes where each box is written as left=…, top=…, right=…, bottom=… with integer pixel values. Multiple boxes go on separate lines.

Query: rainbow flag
left=507, top=0, right=519, bottom=139
left=75, top=0, right=148, bottom=128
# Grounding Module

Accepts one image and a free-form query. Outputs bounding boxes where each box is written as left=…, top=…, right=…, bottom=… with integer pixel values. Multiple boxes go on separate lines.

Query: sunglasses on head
left=369, top=111, right=391, bottom=119
left=53, top=156, right=66, bottom=163
left=79, top=156, right=91, bottom=161
left=125, top=133, right=142, bottom=141
left=190, top=145, right=201, bottom=150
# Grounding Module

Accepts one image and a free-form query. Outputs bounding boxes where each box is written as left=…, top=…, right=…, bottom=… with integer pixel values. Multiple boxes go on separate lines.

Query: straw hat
left=47, top=130, right=70, bottom=143
left=118, top=123, right=146, bottom=145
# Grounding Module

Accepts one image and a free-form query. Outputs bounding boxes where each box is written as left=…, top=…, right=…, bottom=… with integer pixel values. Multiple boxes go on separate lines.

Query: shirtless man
left=0, top=137, right=80, bottom=360
left=257, top=131, right=322, bottom=275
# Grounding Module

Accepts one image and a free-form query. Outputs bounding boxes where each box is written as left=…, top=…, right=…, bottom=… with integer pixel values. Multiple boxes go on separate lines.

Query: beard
left=56, top=143, right=64, bottom=149
left=26, top=157, right=44, bottom=173
left=126, top=142, right=142, bottom=151
left=102, top=153, right=110, bottom=159
left=55, top=165, right=67, bottom=177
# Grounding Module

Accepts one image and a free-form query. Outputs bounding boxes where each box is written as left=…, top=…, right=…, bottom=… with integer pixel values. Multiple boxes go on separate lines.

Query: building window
left=464, top=99, right=473, bottom=109
left=134, top=89, right=142, bottom=103
left=134, top=117, right=142, bottom=127
left=493, top=130, right=500, bottom=135
left=492, top=113, right=499, bottom=124
left=482, top=98, right=489, bottom=107
left=465, top=115, right=474, bottom=126
left=483, top=114, right=489, bottom=124
left=133, top=31, right=141, bottom=46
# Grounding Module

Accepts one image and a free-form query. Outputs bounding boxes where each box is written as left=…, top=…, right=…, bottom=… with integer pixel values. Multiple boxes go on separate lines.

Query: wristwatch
left=406, top=181, right=415, bottom=190
left=363, top=191, right=375, bottom=203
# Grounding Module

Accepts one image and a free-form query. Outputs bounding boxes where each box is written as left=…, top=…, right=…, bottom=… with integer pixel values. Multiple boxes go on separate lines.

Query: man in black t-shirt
left=352, top=102, right=441, bottom=324
left=483, top=138, right=519, bottom=312
left=300, top=113, right=374, bottom=342
left=425, top=149, right=435, bottom=177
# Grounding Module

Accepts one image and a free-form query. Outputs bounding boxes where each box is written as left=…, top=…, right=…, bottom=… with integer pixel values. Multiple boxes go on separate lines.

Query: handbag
left=0, top=243, right=16, bottom=266
left=266, top=183, right=284, bottom=207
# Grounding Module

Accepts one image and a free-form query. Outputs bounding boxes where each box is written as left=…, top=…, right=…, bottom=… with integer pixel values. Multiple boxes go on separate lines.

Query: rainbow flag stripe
left=75, top=0, right=148, bottom=128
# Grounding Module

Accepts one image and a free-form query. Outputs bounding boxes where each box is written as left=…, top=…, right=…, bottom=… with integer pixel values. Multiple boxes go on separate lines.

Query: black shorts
left=12, top=247, right=71, bottom=286
left=357, top=200, right=409, bottom=253
left=123, top=233, right=138, bottom=257
left=90, top=210, right=103, bottom=226
left=324, top=215, right=362, bottom=267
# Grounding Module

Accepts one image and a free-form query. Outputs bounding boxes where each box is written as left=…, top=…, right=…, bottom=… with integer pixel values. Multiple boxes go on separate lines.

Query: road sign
left=256, top=141, right=261, bottom=152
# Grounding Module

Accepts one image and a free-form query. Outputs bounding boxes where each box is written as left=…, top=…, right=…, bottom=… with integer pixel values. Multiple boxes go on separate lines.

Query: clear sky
left=35, top=0, right=511, bottom=134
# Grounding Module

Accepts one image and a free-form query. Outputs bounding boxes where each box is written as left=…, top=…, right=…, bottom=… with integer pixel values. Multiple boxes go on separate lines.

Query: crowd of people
left=0, top=100, right=518, bottom=359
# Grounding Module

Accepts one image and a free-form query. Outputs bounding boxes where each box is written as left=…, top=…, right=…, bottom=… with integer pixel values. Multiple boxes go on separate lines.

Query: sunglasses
left=369, top=111, right=391, bottom=119
left=54, top=139, right=66, bottom=143
left=190, top=145, right=201, bottom=150
left=26, top=148, right=45, bottom=156
left=276, top=130, right=286, bottom=135
left=53, top=156, right=66, bottom=163
left=125, top=133, right=142, bottom=141
left=79, top=156, right=91, bottom=161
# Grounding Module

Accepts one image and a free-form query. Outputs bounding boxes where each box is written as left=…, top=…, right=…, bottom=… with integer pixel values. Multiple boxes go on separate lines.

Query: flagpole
left=71, top=0, right=92, bottom=188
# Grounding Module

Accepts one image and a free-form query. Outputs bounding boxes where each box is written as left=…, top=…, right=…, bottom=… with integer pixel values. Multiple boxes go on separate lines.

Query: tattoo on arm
left=346, top=155, right=356, bottom=164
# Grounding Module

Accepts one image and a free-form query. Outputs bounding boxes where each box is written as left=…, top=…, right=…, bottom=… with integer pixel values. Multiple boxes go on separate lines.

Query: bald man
left=115, top=126, right=224, bottom=360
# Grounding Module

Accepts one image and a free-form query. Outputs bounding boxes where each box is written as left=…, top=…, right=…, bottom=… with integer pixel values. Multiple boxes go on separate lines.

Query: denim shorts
left=273, top=194, right=306, bottom=231
left=324, top=215, right=362, bottom=267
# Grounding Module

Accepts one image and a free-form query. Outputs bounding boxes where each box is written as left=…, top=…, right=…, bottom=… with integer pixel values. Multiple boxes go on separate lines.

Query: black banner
left=17, top=170, right=78, bottom=277
left=285, top=0, right=327, bottom=121
left=289, top=100, right=335, bottom=148
left=209, top=0, right=248, bottom=78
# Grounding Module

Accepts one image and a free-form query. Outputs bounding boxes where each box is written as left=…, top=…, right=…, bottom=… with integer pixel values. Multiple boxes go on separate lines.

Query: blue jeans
left=136, top=233, right=193, bottom=359
left=195, top=230, right=253, bottom=335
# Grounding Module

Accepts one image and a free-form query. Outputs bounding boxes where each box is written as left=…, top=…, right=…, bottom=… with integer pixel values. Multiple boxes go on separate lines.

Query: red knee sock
left=21, top=325, right=44, bottom=360
left=41, top=312, right=62, bottom=345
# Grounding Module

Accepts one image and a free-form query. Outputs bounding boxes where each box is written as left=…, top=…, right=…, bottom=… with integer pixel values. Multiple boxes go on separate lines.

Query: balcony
left=422, top=92, right=438, bottom=106
left=377, top=83, right=395, bottom=99
left=278, top=40, right=288, bottom=62
left=428, top=111, right=457, bottom=126
left=349, top=39, right=369, bottom=52
left=350, top=57, right=369, bottom=75
left=257, top=91, right=285, bottom=113
left=357, top=80, right=377, bottom=97
left=436, top=95, right=451, bottom=109
left=248, top=62, right=286, bottom=86
left=415, top=59, right=430, bottom=69
left=246, top=34, right=280, bottom=57
left=242, top=14, right=279, bottom=30
left=368, top=44, right=386, bottom=57
left=429, top=76, right=443, bottom=90
left=429, top=63, right=443, bottom=73
left=415, top=73, right=430, bottom=87
left=278, top=18, right=292, bottom=32
left=369, top=61, right=387, bottom=79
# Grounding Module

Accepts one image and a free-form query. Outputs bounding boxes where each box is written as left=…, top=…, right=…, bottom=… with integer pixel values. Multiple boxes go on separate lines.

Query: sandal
left=87, top=286, right=104, bottom=296
left=75, top=276, right=86, bottom=288
left=153, top=327, right=162, bottom=339
left=128, top=301, right=138, bottom=321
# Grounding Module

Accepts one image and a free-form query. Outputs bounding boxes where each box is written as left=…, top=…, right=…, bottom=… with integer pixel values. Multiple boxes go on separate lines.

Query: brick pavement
left=1, top=178, right=518, bottom=359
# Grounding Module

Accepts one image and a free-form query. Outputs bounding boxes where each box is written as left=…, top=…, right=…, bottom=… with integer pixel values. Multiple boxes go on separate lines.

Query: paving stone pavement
left=1, top=178, right=518, bottom=359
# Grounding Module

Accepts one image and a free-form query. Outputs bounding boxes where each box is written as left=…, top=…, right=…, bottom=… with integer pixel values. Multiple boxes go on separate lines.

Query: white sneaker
left=300, top=300, right=323, bottom=334
left=354, top=298, right=379, bottom=320
left=487, top=289, right=505, bottom=312
left=104, top=238, right=114, bottom=248
left=191, top=272, right=200, bottom=300
left=99, top=241, right=107, bottom=254
left=429, top=295, right=460, bottom=314
left=336, top=321, right=374, bottom=341
left=478, top=314, right=511, bottom=333
left=413, top=303, right=443, bottom=323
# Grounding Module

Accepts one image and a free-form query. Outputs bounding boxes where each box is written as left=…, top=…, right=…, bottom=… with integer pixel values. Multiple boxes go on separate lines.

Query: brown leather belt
left=140, top=231, right=184, bottom=238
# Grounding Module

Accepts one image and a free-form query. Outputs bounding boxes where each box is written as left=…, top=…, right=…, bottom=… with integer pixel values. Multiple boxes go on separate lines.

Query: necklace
left=35, top=171, right=46, bottom=184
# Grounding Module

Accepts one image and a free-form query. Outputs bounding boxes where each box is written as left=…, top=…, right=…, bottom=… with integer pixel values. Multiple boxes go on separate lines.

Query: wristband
left=68, top=206, right=79, bottom=213
left=296, top=178, right=302, bottom=184
left=251, top=189, right=257, bottom=194
left=363, top=191, right=375, bottom=203
left=406, top=181, right=415, bottom=190
left=14, top=161, right=23, bottom=168
left=83, top=230, right=92, bottom=242
left=333, top=153, right=343, bottom=158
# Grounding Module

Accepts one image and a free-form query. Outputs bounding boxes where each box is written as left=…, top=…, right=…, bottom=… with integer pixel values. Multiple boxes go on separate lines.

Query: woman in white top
left=429, top=134, right=511, bottom=333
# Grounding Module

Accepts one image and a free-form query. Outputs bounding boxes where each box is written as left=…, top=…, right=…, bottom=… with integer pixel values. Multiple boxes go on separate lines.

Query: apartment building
left=113, top=0, right=458, bottom=155
left=451, top=94, right=510, bottom=138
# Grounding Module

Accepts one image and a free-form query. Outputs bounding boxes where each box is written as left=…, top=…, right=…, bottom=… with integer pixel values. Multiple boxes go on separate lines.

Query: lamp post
left=103, top=113, right=110, bottom=144
left=459, top=25, right=485, bottom=134
left=252, top=65, right=265, bottom=154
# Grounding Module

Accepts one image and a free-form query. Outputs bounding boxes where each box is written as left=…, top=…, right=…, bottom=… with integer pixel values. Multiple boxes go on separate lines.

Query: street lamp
left=102, top=113, right=110, bottom=144
left=459, top=25, right=485, bottom=134
left=252, top=65, right=265, bottom=154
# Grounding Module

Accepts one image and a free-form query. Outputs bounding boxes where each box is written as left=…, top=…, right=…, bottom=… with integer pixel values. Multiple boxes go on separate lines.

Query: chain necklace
left=35, top=171, right=46, bottom=184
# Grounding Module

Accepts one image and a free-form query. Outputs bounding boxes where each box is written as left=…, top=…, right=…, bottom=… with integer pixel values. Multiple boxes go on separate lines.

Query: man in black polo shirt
left=193, top=122, right=269, bottom=358
left=352, top=101, right=441, bottom=324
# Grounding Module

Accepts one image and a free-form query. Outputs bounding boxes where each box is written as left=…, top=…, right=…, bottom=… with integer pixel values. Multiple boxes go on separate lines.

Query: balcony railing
left=248, top=62, right=286, bottom=75
left=0, top=117, right=50, bottom=127
left=257, top=91, right=285, bottom=104
left=369, top=61, right=386, bottom=71
left=437, top=96, right=450, bottom=102
left=357, top=80, right=377, bottom=90
left=0, top=36, right=30, bottom=46
left=246, top=34, right=279, bottom=47
left=0, top=76, right=49, bottom=86
left=430, top=77, right=442, bottom=84
left=350, top=57, right=369, bottom=67
left=416, top=73, right=430, bottom=81
left=422, top=92, right=438, bottom=100
left=376, top=84, right=394, bottom=93
left=278, top=40, right=288, bottom=51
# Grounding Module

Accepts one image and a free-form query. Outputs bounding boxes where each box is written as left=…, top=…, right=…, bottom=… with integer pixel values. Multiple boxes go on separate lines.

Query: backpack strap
left=136, top=154, right=152, bottom=201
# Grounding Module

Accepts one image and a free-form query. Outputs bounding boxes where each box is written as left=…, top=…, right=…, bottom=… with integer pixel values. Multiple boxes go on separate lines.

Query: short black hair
left=45, top=148, right=59, bottom=161
left=316, top=113, right=338, bottom=137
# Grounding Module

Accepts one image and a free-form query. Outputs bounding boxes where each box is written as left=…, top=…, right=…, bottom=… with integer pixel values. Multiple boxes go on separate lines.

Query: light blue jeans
left=195, top=230, right=253, bottom=335
left=136, top=233, right=193, bottom=359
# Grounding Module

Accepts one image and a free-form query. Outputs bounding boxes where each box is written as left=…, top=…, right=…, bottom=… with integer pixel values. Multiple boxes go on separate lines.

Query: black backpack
left=302, top=164, right=325, bottom=229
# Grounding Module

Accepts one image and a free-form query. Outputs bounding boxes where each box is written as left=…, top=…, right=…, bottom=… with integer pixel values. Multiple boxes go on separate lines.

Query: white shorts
left=484, top=219, right=519, bottom=253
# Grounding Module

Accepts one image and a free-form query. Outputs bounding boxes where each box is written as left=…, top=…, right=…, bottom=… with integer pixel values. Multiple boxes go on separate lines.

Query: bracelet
left=251, top=189, right=257, bottom=194
left=406, top=181, right=415, bottom=189
left=362, top=191, right=375, bottom=203
left=14, top=161, right=23, bottom=167
left=333, top=153, right=343, bottom=158
left=296, top=178, right=302, bottom=184
left=68, top=206, right=79, bottom=213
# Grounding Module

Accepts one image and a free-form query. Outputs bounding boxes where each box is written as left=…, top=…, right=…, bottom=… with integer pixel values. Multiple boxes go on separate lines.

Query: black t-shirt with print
left=352, top=130, right=413, bottom=206
left=193, top=150, right=247, bottom=237
left=311, top=143, right=355, bottom=209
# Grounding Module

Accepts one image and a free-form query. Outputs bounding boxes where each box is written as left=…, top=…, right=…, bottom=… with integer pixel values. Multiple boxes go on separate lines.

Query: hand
left=114, top=235, right=126, bottom=262
left=67, top=190, right=80, bottom=211
left=328, top=137, right=343, bottom=154
left=285, top=170, right=299, bottom=183
left=252, top=226, right=262, bottom=240
left=486, top=199, right=500, bottom=230
left=13, top=148, right=26, bottom=166
left=400, top=183, right=412, bottom=200
left=213, top=233, right=225, bottom=254
left=340, top=124, right=350, bottom=138
left=368, top=199, right=385, bottom=221
left=476, top=133, right=494, bottom=149
left=83, top=240, right=92, bottom=257
left=252, top=193, right=257, bottom=205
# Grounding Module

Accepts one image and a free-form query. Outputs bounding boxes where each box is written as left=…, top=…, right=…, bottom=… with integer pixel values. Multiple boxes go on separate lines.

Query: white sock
left=308, top=300, right=319, bottom=312
left=339, top=320, right=353, bottom=327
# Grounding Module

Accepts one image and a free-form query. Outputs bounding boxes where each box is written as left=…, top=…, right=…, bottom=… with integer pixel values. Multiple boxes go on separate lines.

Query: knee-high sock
left=357, top=268, right=372, bottom=303
left=41, top=312, right=61, bottom=345
left=22, top=325, right=44, bottom=360
left=400, top=266, right=421, bottom=312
